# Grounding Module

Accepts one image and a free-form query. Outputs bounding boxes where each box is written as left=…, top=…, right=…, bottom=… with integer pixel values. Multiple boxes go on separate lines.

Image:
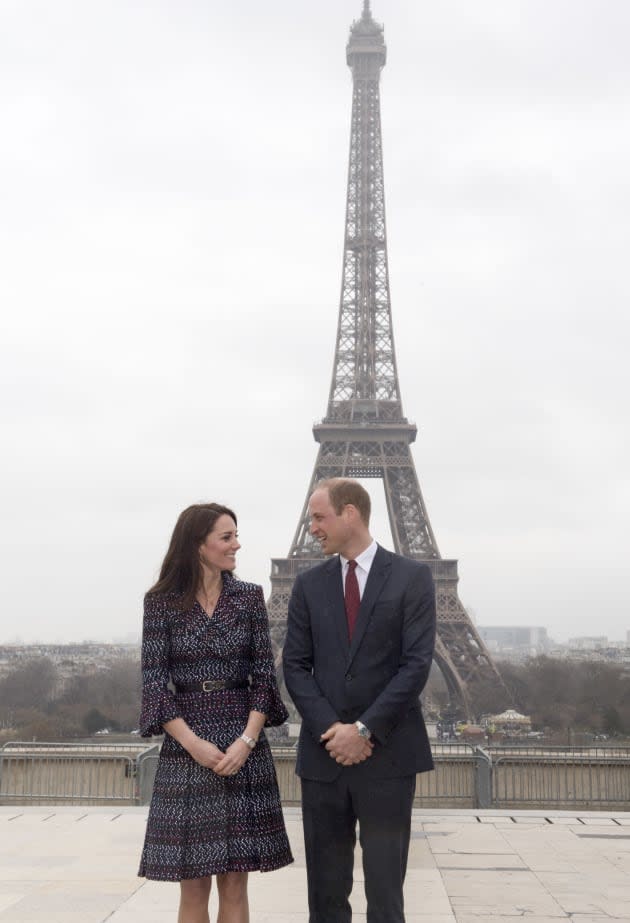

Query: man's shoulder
left=378, top=548, right=433, bottom=581
left=294, top=557, right=338, bottom=586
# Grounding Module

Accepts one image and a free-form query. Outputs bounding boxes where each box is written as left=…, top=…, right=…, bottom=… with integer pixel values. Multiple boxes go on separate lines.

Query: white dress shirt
left=340, top=540, right=378, bottom=599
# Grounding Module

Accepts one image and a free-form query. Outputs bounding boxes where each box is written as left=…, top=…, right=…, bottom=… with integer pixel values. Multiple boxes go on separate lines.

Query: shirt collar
left=340, top=539, right=378, bottom=572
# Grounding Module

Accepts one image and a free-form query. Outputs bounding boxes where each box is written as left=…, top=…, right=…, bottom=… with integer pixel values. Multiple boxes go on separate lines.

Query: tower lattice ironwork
left=267, top=1, right=502, bottom=716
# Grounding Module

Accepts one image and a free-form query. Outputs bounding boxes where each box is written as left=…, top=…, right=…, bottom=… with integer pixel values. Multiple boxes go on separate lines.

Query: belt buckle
left=202, top=680, right=219, bottom=692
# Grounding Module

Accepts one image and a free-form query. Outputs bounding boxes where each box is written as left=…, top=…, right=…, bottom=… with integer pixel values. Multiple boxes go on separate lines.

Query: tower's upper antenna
left=347, top=0, right=384, bottom=65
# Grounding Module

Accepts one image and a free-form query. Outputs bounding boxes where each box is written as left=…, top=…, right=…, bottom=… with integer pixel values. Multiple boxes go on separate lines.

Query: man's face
left=308, top=488, right=352, bottom=556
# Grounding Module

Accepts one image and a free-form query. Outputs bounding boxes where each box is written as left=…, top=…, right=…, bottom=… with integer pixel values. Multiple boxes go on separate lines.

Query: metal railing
left=1, top=741, right=628, bottom=810
left=491, top=747, right=630, bottom=810
left=0, top=741, right=159, bottom=806
left=415, top=743, right=492, bottom=808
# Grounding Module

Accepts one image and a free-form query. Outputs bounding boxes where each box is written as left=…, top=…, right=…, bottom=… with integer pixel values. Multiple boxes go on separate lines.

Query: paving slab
left=578, top=816, right=622, bottom=826
left=477, top=816, right=516, bottom=824
left=1, top=807, right=629, bottom=921
left=455, top=917, right=573, bottom=923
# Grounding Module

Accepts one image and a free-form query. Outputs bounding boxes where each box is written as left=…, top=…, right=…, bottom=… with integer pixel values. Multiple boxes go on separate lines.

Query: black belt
left=175, top=678, right=250, bottom=694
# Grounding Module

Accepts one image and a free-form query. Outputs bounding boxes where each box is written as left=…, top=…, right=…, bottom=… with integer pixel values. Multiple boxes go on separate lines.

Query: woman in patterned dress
left=138, top=503, right=293, bottom=923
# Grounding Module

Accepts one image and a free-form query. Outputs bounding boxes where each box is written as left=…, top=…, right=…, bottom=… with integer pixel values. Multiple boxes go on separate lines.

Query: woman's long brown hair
left=147, top=503, right=237, bottom=611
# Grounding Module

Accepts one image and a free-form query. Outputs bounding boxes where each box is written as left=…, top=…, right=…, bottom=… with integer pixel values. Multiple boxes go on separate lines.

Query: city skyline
left=1, top=1, right=628, bottom=644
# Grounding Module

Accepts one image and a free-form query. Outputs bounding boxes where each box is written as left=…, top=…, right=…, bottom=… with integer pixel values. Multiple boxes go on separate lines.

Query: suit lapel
left=347, top=546, right=392, bottom=665
left=325, top=556, right=350, bottom=655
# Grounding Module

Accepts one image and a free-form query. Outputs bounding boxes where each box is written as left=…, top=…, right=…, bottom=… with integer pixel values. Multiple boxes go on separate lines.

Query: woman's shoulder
left=143, top=589, right=182, bottom=610
left=223, top=573, right=263, bottom=599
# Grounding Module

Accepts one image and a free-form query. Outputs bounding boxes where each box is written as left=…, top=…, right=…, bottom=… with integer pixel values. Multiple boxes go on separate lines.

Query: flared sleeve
left=249, top=585, right=289, bottom=727
left=139, top=593, right=182, bottom=737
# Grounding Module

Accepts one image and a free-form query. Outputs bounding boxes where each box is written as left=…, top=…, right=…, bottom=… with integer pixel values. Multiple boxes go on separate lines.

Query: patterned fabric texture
left=138, top=574, right=293, bottom=880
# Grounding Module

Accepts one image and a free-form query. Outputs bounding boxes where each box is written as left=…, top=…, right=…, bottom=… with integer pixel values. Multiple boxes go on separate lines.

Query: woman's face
left=198, top=515, right=240, bottom=573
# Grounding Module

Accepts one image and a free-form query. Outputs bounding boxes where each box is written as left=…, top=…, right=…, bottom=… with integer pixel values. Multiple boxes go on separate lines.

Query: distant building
left=548, top=636, right=630, bottom=663
left=0, top=642, right=139, bottom=683
left=567, top=636, right=608, bottom=650
left=477, top=626, right=550, bottom=660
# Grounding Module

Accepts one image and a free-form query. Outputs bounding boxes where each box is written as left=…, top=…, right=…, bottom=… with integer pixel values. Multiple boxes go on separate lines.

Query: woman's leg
left=216, top=871, right=249, bottom=923
left=178, top=876, right=212, bottom=923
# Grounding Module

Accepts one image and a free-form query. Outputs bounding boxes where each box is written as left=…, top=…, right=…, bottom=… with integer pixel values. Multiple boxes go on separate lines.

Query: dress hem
left=138, top=854, right=294, bottom=882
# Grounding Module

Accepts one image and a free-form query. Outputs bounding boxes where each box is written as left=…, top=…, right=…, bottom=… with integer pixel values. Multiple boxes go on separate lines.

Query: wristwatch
left=239, top=734, right=257, bottom=749
left=355, top=721, right=372, bottom=740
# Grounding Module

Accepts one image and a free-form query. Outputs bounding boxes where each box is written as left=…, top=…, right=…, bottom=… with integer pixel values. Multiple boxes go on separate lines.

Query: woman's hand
left=187, top=737, right=225, bottom=770
left=213, top=738, right=252, bottom=777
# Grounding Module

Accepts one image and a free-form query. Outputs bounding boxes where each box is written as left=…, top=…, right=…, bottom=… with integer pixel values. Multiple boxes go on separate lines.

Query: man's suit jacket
left=282, top=545, right=436, bottom=781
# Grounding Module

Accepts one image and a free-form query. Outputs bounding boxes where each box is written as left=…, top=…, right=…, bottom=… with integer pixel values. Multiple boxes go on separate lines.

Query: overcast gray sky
left=1, top=0, right=628, bottom=645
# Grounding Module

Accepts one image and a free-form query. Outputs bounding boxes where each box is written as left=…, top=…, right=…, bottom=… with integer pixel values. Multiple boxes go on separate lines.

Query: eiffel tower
left=267, top=0, right=502, bottom=717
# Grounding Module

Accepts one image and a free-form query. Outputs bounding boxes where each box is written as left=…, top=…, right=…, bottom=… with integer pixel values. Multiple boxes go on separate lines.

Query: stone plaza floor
left=1, top=806, right=630, bottom=921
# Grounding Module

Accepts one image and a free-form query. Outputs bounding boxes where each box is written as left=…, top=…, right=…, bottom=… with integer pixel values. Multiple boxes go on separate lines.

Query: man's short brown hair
left=315, top=478, right=371, bottom=526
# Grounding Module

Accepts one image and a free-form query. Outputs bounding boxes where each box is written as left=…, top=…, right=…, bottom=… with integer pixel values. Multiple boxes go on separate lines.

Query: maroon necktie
left=345, top=560, right=360, bottom=639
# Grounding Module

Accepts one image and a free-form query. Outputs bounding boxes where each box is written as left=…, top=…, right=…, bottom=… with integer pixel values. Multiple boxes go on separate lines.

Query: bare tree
left=0, top=657, right=58, bottom=710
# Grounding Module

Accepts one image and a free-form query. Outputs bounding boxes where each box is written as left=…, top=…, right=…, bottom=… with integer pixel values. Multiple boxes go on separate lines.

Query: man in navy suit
left=283, top=478, right=436, bottom=923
